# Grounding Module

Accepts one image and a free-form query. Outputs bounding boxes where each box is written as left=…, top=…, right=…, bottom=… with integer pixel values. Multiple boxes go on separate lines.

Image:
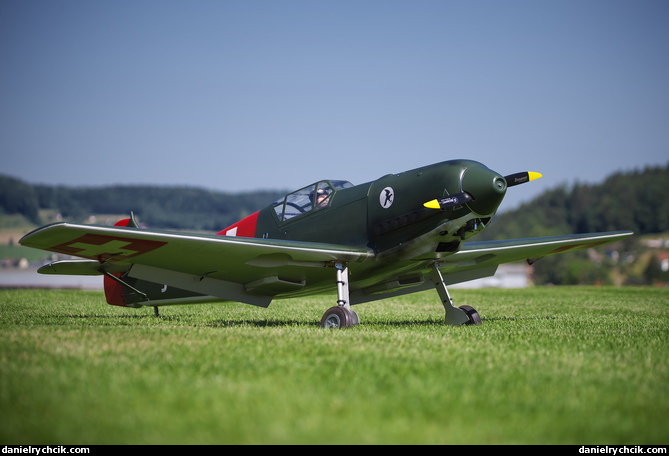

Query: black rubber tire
left=458, top=305, right=482, bottom=325
left=320, top=306, right=355, bottom=328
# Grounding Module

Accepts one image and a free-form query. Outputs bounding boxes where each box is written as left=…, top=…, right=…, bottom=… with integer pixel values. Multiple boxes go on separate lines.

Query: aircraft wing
left=351, top=231, right=633, bottom=304
left=20, top=222, right=373, bottom=307
left=21, top=223, right=632, bottom=307
left=443, top=230, right=633, bottom=267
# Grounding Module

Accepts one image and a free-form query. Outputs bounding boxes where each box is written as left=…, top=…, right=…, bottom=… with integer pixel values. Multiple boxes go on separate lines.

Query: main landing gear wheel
left=320, top=306, right=359, bottom=329
left=320, top=262, right=359, bottom=329
left=458, top=305, right=481, bottom=325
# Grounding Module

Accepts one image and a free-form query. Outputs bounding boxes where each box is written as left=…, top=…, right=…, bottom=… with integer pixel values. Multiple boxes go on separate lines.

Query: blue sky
left=2, top=0, right=668, bottom=212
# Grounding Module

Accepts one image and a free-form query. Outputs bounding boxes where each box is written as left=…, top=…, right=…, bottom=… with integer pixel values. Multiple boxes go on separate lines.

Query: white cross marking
left=68, top=240, right=139, bottom=258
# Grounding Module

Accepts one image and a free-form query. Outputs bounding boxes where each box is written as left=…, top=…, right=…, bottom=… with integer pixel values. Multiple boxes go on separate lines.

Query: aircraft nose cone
left=461, top=166, right=507, bottom=215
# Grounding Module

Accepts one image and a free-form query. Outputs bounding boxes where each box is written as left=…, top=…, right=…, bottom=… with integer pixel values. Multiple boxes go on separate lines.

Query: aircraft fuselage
left=220, top=159, right=506, bottom=257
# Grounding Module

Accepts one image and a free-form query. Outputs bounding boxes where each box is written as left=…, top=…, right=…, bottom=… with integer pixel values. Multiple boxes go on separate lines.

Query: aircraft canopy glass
left=273, top=180, right=353, bottom=222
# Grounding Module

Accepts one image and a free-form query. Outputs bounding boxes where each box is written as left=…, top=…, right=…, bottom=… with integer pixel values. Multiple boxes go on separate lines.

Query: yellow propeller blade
left=504, top=171, right=543, bottom=187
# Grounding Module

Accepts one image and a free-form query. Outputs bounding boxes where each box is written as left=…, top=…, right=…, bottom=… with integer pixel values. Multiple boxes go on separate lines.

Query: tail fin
left=113, top=211, right=140, bottom=228
left=103, top=213, right=211, bottom=308
left=105, top=273, right=211, bottom=308
left=104, top=213, right=140, bottom=307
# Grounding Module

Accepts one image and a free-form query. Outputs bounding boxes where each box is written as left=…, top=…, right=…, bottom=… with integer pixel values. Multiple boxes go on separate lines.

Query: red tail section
left=113, top=218, right=133, bottom=227
left=104, top=211, right=260, bottom=307
left=104, top=273, right=127, bottom=306
left=103, top=217, right=135, bottom=307
left=104, top=212, right=260, bottom=307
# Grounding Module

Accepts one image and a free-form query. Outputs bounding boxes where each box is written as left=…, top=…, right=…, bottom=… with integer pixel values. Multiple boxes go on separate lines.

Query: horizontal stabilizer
left=37, top=259, right=128, bottom=276
left=38, top=259, right=102, bottom=276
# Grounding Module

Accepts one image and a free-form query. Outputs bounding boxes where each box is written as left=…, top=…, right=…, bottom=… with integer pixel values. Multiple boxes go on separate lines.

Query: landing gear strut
left=320, top=262, right=359, bottom=328
left=430, top=263, right=481, bottom=325
left=320, top=262, right=481, bottom=328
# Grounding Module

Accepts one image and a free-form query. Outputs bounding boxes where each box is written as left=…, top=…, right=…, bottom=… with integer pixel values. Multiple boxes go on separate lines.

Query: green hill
left=0, top=175, right=285, bottom=231
left=480, top=163, right=669, bottom=241
left=478, top=163, right=669, bottom=285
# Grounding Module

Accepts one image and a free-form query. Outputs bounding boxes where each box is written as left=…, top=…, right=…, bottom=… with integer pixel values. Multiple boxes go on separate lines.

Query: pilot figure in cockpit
left=312, top=188, right=330, bottom=208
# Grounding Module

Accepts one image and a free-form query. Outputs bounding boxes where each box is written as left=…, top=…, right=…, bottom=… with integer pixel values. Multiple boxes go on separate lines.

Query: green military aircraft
left=20, top=159, right=632, bottom=328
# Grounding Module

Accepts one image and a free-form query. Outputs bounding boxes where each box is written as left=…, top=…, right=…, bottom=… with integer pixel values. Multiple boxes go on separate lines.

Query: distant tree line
left=477, top=162, right=669, bottom=285
left=479, top=163, right=669, bottom=241
left=0, top=175, right=285, bottom=231
left=0, top=175, right=41, bottom=225
left=1, top=163, right=668, bottom=236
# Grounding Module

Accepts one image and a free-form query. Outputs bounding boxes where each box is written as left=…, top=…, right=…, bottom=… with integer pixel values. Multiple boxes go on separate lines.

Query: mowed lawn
left=0, top=286, right=666, bottom=445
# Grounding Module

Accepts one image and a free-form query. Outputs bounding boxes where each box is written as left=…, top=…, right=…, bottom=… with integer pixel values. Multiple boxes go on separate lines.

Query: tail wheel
left=458, top=305, right=481, bottom=325
left=321, top=306, right=356, bottom=329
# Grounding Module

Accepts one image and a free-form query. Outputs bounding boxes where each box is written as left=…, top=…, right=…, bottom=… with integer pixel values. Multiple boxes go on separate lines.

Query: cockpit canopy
left=273, top=180, right=353, bottom=222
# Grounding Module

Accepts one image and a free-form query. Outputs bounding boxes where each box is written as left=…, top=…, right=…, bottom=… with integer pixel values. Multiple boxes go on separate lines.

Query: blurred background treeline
left=477, top=163, right=669, bottom=286
left=0, top=175, right=285, bottom=231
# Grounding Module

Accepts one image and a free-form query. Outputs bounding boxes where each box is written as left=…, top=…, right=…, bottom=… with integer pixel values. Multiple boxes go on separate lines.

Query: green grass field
left=0, top=286, right=667, bottom=445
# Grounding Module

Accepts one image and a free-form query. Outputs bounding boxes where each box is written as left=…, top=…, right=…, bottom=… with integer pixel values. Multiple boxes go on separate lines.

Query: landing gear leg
left=321, top=262, right=359, bottom=328
left=429, top=263, right=481, bottom=326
